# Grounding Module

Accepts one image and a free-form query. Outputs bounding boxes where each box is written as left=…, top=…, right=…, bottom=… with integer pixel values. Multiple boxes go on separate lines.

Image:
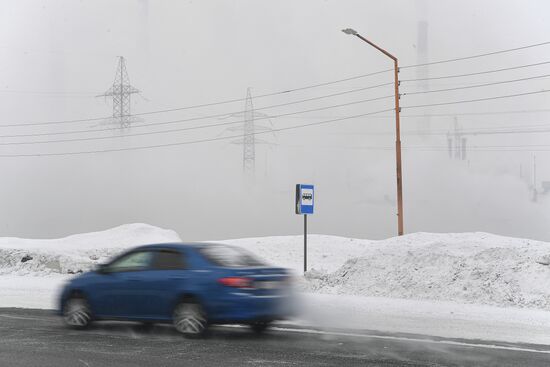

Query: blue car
left=58, top=243, right=294, bottom=337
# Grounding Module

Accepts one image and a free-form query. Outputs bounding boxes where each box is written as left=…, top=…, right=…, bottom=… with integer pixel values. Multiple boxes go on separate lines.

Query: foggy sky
left=1, top=0, right=550, bottom=241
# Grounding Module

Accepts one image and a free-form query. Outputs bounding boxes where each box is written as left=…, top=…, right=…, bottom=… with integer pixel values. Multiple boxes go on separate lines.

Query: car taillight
left=218, top=277, right=255, bottom=289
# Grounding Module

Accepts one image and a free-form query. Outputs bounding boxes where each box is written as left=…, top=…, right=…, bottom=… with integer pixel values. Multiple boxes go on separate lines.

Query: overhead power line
left=0, top=84, right=393, bottom=138
left=415, top=126, right=550, bottom=136
left=367, top=109, right=550, bottom=119
left=2, top=40, right=549, bottom=128
left=400, top=41, right=550, bottom=69
left=136, top=70, right=394, bottom=118
left=0, top=73, right=394, bottom=128
left=401, top=144, right=550, bottom=152
left=303, top=109, right=550, bottom=120
left=0, top=108, right=394, bottom=158
left=0, top=96, right=394, bottom=145
left=403, top=89, right=550, bottom=109
left=336, top=121, right=550, bottom=136
left=3, top=88, right=549, bottom=145
left=408, top=124, right=550, bottom=136
left=402, top=74, right=550, bottom=96
left=3, top=69, right=549, bottom=139
left=274, top=144, right=550, bottom=153
left=400, top=61, right=550, bottom=82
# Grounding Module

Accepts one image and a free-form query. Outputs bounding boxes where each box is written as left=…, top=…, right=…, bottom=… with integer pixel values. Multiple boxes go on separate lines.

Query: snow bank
left=219, top=232, right=550, bottom=309
left=303, top=232, right=550, bottom=310
left=4, top=227, right=550, bottom=344
left=219, top=235, right=369, bottom=273
left=0, top=223, right=180, bottom=276
left=3, top=227, right=550, bottom=312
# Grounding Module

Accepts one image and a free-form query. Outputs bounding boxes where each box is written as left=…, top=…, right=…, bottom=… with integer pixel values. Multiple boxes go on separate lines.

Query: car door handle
left=169, top=276, right=187, bottom=280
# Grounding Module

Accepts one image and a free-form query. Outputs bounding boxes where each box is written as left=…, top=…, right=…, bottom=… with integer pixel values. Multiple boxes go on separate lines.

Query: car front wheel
left=173, top=299, right=208, bottom=337
left=63, top=296, right=92, bottom=329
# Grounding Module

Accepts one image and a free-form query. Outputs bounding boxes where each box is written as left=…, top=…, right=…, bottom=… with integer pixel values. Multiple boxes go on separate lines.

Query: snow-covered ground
left=227, top=232, right=550, bottom=310
left=2, top=224, right=550, bottom=345
left=298, top=294, right=550, bottom=345
left=0, top=223, right=180, bottom=309
left=0, top=223, right=180, bottom=276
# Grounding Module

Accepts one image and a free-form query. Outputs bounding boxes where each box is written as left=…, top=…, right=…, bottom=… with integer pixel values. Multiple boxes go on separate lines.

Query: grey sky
left=1, top=0, right=550, bottom=241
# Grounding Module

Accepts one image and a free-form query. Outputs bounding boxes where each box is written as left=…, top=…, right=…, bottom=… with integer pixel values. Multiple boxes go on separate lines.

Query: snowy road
left=1, top=308, right=550, bottom=367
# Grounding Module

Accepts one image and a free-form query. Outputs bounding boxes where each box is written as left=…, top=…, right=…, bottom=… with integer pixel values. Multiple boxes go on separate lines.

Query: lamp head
left=341, top=28, right=358, bottom=35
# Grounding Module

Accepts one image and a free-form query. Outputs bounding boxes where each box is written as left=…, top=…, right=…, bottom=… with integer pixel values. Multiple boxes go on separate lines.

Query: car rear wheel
left=138, top=322, right=155, bottom=331
left=63, top=296, right=92, bottom=329
left=250, top=320, right=271, bottom=334
left=173, top=299, right=207, bottom=337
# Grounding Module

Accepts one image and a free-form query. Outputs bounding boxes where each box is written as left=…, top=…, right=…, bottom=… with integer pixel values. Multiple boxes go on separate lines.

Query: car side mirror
left=96, top=263, right=110, bottom=274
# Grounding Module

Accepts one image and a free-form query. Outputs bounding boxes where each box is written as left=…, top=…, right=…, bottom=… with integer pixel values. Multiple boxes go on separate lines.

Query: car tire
left=139, top=322, right=155, bottom=331
left=250, top=320, right=271, bottom=334
left=173, top=298, right=208, bottom=338
left=63, top=295, right=92, bottom=329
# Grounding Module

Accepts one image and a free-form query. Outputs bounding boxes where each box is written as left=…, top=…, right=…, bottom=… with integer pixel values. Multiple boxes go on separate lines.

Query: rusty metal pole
left=342, top=28, right=404, bottom=235
left=393, top=59, right=404, bottom=235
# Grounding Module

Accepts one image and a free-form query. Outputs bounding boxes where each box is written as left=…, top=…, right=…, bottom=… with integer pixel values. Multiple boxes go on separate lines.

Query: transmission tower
left=242, top=88, right=257, bottom=172
left=446, top=117, right=467, bottom=160
left=224, top=88, right=274, bottom=174
left=98, top=56, right=140, bottom=128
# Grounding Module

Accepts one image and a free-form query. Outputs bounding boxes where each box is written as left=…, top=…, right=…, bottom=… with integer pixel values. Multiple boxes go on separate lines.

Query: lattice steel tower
left=242, top=88, right=256, bottom=172
left=225, top=88, right=273, bottom=174
left=98, top=56, right=140, bottom=128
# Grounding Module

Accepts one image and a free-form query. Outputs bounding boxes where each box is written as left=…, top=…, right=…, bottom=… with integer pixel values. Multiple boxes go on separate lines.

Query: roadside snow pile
left=303, top=232, right=550, bottom=310
left=0, top=223, right=180, bottom=276
left=3, top=227, right=550, bottom=311
left=220, top=235, right=369, bottom=273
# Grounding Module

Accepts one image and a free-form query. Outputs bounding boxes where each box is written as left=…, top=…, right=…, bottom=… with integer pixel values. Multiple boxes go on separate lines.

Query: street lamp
left=342, top=28, right=404, bottom=236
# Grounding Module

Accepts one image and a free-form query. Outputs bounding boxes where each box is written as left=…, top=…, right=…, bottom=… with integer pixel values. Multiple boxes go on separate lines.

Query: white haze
left=0, top=0, right=549, bottom=241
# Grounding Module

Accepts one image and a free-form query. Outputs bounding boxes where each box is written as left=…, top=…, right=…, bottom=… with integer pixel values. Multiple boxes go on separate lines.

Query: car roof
left=131, top=242, right=227, bottom=251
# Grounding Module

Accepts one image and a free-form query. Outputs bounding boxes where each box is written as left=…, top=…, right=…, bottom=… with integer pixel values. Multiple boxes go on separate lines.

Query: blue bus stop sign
left=295, top=184, right=314, bottom=215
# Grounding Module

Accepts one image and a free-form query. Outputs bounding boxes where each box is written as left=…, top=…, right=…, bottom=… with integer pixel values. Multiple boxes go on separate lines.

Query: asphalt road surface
left=1, top=308, right=549, bottom=366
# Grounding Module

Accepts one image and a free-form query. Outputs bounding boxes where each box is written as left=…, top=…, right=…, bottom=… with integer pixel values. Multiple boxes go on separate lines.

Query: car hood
left=68, top=270, right=99, bottom=285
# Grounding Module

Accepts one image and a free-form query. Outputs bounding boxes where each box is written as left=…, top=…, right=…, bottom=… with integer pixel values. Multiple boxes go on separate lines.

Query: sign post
left=304, top=214, right=307, bottom=274
left=295, top=184, right=314, bottom=273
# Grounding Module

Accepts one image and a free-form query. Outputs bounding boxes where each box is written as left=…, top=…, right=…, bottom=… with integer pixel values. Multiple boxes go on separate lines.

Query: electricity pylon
left=224, top=88, right=274, bottom=175
left=446, top=117, right=468, bottom=160
left=97, top=56, right=140, bottom=128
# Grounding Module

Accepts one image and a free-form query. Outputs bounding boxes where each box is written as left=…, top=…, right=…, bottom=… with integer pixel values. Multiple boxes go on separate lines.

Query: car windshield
left=106, top=251, right=154, bottom=272
left=199, top=245, right=266, bottom=267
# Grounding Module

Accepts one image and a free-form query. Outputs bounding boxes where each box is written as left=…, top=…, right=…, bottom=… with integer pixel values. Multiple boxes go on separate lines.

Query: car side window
left=152, top=250, right=186, bottom=270
left=107, top=251, right=154, bottom=272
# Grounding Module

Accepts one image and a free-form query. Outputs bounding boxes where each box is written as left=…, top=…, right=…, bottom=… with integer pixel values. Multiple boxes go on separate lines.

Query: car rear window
left=199, top=245, right=266, bottom=267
